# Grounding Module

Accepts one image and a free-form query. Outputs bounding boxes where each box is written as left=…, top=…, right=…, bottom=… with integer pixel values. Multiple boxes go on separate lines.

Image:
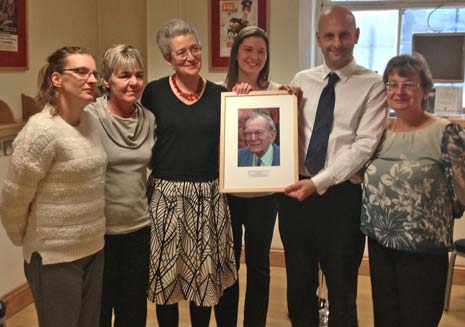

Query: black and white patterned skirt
left=146, top=176, right=237, bottom=306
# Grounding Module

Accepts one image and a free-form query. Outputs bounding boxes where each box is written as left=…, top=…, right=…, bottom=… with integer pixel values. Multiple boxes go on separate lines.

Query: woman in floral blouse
left=361, top=54, right=465, bottom=327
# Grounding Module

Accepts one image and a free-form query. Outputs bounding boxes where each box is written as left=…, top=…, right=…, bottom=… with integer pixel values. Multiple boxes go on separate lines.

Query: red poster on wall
left=0, top=0, right=27, bottom=69
left=209, top=0, right=267, bottom=70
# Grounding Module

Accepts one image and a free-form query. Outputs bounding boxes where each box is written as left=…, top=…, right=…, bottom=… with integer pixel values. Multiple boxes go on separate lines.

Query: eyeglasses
left=61, top=67, right=100, bottom=80
left=244, top=129, right=268, bottom=139
left=172, top=44, right=202, bottom=60
left=385, top=81, right=421, bottom=91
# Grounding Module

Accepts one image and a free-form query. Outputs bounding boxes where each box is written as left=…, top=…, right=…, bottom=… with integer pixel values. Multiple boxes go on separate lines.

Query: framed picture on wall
left=0, top=0, right=27, bottom=69
left=219, top=90, right=298, bottom=193
left=209, top=0, right=268, bottom=70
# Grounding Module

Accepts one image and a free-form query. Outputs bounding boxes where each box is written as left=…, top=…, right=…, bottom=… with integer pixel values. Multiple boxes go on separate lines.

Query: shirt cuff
left=311, top=169, right=335, bottom=195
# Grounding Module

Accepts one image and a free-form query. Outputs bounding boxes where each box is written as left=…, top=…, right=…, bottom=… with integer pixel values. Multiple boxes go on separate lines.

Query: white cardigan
left=0, top=105, right=107, bottom=264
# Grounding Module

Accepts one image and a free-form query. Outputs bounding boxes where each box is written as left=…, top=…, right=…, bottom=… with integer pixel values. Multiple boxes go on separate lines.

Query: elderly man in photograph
left=280, top=5, right=387, bottom=327
left=238, top=111, right=280, bottom=167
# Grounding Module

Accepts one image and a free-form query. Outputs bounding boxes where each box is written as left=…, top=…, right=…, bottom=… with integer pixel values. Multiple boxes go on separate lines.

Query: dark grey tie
left=256, top=158, right=263, bottom=166
left=305, top=73, right=340, bottom=175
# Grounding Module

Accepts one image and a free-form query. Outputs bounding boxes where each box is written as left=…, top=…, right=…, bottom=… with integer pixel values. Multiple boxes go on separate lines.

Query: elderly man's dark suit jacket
left=237, top=143, right=280, bottom=167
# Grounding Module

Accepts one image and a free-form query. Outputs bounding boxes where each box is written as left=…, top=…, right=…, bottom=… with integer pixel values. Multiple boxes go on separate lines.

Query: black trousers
left=368, top=238, right=448, bottom=327
left=215, top=194, right=278, bottom=327
left=156, top=302, right=212, bottom=327
left=278, top=181, right=365, bottom=327
left=100, top=226, right=150, bottom=327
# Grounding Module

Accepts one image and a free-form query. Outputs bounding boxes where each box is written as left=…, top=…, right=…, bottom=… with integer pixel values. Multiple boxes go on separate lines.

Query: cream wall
left=0, top=0, right=99, bottom=120
left=97, top=0, right=147, bottom=70
left=145, top=0, right=300, bottom=87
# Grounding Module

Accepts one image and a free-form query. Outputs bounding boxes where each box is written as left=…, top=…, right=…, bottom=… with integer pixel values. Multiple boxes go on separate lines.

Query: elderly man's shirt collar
left=253, top=144, right=274, bottom=166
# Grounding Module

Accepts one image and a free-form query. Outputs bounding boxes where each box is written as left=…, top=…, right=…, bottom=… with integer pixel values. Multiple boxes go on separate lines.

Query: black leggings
left=156, top=302, right=212, bottom=327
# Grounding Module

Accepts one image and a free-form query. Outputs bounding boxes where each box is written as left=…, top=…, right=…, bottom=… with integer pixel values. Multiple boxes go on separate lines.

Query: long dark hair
left=225, top=26, right=270, bottom=90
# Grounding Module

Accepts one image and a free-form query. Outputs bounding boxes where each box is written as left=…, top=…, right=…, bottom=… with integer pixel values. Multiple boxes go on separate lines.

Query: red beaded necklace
left=171, top=74, right=204, bottom=101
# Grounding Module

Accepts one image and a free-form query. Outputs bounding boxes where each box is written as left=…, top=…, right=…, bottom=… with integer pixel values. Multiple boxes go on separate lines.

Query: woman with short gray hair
left=156, top=19, right=201, bottom=59
left=141, top=19, right=236, bottom=327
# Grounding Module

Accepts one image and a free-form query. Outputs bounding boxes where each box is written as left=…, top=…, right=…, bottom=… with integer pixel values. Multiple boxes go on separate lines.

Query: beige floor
left=7, top=265, right=465, bottom=326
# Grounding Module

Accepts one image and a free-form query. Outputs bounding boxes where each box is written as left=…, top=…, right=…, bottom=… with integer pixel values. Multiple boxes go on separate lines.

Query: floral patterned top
left=361, top=118, right=465, bottom=254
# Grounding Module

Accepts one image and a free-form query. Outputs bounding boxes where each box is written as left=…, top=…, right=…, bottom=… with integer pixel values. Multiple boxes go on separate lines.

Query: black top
left=141, top=76, right=227, bottom=182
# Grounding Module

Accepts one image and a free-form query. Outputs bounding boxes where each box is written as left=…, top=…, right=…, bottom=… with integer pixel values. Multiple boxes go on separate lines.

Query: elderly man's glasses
left=61, top=67, right=100, bottom=80
left=385, top=81, right=421, bottom=91
left=244, top=129, right=268, bottom=139
left=173, top=44, right=202, bottom=60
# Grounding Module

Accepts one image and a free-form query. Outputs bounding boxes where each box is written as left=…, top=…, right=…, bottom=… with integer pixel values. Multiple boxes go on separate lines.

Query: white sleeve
left=312, top=78, right=388, bottom=194
left=0, top=121, right=56, bottom=246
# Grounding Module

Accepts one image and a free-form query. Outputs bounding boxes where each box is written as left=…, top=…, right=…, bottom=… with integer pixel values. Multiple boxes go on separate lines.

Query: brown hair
left=36, top=46, right=93, bottom=111
left=225, top=26, right=270, bottom=91
left=383, top=54, right=433, bottom=108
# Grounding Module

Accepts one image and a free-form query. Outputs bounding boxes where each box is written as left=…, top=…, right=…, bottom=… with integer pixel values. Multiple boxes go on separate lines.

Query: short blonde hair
left=101, top=44, right=144, bottom=81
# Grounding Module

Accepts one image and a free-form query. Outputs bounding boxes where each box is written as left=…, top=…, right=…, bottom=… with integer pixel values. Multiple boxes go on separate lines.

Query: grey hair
left=156, top=19, right=200, bottom=59
left=244, top=111, right=276, bottom=131
left=101, top=44, right=144, bottom=81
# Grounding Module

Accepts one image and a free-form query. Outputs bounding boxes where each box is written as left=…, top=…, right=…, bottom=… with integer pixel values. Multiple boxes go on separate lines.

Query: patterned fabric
left=361, top=119, right=458, bottom=254
left=441, top=123, right=465, bottom=218
left=146, top=176, right=237, bottom=306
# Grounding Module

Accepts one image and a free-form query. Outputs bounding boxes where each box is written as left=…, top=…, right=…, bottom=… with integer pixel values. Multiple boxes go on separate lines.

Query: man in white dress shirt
left=280, top=5, right=387, bottom=327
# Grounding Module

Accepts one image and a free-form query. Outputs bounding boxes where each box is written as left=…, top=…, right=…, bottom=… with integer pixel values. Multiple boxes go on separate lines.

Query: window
left=352, top=10, right=398, bottom=75
left=319, top=1, right=465, bottom=106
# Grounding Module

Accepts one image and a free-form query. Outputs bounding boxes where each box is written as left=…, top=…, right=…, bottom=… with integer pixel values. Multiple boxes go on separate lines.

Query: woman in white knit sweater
left=0, top=46, right=107, bottom=327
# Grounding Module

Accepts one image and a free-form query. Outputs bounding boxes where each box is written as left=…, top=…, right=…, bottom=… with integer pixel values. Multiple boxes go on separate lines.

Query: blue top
left=238, top=143, right=280, bottom=167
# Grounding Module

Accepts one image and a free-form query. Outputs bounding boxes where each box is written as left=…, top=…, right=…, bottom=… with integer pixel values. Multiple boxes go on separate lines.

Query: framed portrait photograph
left=0, top=0, right=27, bottom=69
left=209, top=0, right=268, bottom=70
left=220, top=90, right=298, bottom=193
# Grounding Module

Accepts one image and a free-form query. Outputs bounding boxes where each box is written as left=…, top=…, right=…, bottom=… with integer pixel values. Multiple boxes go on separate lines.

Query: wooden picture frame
left=0, top=0, right=27, bottom=69
left=220, top=90, right=298, bottom=193
left=209, top=0, right=268, bottom=70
